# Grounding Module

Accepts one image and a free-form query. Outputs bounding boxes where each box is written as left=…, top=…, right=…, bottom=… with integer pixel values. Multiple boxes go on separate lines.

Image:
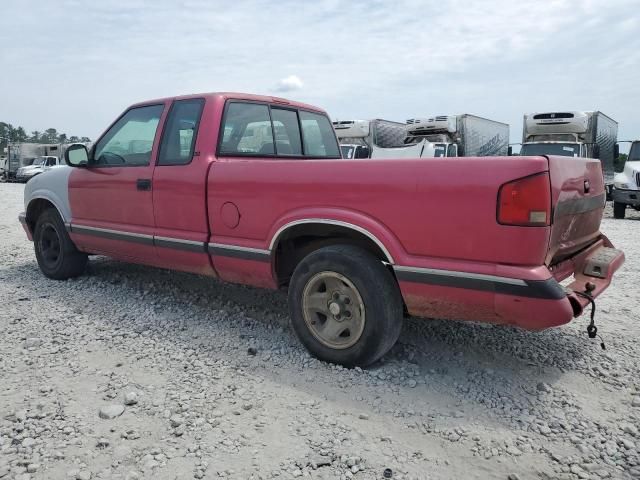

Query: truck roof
left=129, top=92, right=326, bottom=115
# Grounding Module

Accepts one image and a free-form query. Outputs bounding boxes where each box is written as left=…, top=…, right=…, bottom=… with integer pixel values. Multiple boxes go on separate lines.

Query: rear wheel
left=34, top=208, right=88, bottom=279
left=288, top=244, right=403, bottom=367
left=613, top=202, right=626, bottom=219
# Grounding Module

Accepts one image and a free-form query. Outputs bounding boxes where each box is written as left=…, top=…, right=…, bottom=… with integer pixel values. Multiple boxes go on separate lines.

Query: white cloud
left=275, top=75, right=304, bottom=93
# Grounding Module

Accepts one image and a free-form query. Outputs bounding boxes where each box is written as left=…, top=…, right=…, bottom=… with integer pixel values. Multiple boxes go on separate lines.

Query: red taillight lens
left=497, top=172, right=551, bottom=226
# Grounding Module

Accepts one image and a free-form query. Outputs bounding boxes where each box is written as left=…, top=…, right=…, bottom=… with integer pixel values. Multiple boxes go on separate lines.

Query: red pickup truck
left=20, top=92, right=624, bottom=366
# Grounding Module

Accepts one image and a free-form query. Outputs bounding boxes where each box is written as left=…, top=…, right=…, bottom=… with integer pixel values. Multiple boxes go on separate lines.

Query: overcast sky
left=1, top=0, right=639, bottom=145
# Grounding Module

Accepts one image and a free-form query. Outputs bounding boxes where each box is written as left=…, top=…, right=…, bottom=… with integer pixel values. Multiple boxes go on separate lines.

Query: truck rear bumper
left=612, top=188, right=640, bottom=206
left=396, top=235, right=624, bottom=330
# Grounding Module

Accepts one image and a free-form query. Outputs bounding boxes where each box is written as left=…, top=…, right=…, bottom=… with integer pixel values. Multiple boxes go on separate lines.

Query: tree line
left=0, top=122, right=91, bottom=150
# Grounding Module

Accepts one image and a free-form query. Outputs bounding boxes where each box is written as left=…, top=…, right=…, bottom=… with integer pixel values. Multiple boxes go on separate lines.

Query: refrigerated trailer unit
left=333, top=116, right=509, bottom=159
left=332, top=119, right=429, bottom=159
left=520, top=111, right=618, bottom=191
left=405, top=114, right=510, bottom=157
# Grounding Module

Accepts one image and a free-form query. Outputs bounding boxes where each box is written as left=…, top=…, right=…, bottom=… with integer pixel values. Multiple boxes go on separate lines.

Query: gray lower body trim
left=208, top=243, right=271, bottom=262
left=71, top=224, right=154, bottom=245
left=155, top=236, right=207, bottom=253
left=393, top=265, right=566, bottom=300
left=67, top=222, right=564, bottom=298
left=554, top=193, right=606, bottom=217
left=69, top=223, right=270, bottom=261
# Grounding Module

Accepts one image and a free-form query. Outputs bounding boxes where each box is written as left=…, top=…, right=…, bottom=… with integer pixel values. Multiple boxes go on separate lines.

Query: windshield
left=520, top=143, right=581, bottom=157
left=32, top=157, right=46, bottom=166
left=629, top=142, right=640, bottom=161
left=340, top=144, right=370, bottom=159
left=433, top=143, right=447, bottom=157
left=341, top=145, right=355, bottom=159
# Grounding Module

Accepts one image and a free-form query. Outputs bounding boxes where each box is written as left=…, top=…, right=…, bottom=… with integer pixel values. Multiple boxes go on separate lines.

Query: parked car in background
left=16, top=156, right=60, bottom=182
left=19, top=92, right=624, bottom=367
left=612, top=140, right=640, bottom=218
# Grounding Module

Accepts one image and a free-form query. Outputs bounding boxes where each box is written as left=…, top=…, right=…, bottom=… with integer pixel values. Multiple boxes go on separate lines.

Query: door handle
left=136, top=178, right=152, bottom=191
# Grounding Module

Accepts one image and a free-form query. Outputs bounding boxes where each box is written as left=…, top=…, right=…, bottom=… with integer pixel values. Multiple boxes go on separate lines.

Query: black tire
left=613, top=202, right=626, bottom=219
left=288, top=244, right=403, bottom=367
left=33, top=208, right=88, bottom=280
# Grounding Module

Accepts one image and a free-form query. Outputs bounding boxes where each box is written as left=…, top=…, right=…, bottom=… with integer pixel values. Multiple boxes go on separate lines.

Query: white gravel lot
left=0, top=182, right=639, bottom=480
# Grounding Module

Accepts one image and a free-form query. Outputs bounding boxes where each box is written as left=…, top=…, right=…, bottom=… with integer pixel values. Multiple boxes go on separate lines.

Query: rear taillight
left=497, top=172, right=551, bottom=226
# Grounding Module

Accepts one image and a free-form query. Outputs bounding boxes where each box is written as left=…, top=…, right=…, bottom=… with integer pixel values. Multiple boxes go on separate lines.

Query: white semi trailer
left=333, top=119, right=432, bottom=159
left=334, top=115, right=509, bottom=159
left=405, top=114, right=510, bottom=157
left=519, top=111, right=618, bottom=193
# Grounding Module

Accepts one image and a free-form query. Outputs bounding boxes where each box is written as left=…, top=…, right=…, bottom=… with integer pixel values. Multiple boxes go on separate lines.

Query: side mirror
left=592, top=144, right=600, bottom=159
left=614, top=143, right=620, bottom=161
left=508, top=146, right=513, bottom=156
left=65, top=144, right=89, bottom=167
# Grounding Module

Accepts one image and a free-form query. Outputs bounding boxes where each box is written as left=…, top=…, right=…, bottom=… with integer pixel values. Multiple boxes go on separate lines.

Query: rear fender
left=267, top=208, right=404, bottom=264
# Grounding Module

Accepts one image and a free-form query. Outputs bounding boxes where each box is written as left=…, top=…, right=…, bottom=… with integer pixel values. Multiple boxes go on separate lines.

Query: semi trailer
left=405, top=114, right=510, bottom=157
left=519, top=111, right=618, bottom=193
left=334, top=115, right=509, bottom=159
left=333, top=119, right=429, bottom=159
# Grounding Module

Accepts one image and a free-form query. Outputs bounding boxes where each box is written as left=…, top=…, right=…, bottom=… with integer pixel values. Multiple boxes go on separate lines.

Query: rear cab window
left=218, top=101, right=340, bottom=159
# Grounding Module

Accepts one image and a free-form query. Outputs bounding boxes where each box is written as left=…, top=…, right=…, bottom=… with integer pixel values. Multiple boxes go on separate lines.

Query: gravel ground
left=1, top=182, right=639, bottom=480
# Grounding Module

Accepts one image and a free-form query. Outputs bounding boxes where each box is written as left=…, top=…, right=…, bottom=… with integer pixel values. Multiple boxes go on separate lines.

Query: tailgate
left=546, top=155, right=606, bottom=266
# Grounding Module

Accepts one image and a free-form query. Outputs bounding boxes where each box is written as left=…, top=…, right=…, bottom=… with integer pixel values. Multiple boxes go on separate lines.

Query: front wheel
left=34, top=208, right=88, bottom=279
left=288, top=245, right=403, bottom=367
left=613, top=202, right=626, bottom=219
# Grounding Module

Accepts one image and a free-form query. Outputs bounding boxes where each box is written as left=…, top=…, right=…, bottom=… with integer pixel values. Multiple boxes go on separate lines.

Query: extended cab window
left=299, top=111, right=340, bottom=158
left=93, top=104, right=163, bottom=166
left=219, top=102, right=339, bottom=159
left=271, top=108, right=302, bottom=155
left=220, top=103, right=274, bottom=155
left=158, top=99, right=205, bottom=165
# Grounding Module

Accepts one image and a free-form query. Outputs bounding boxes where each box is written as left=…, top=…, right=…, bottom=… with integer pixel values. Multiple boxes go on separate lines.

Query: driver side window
left=93, top=104, right=164, bottom=166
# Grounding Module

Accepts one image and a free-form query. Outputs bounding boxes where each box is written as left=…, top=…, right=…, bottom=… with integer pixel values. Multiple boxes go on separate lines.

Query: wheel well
left=273, top=223, right=392, bottom=287
left=26, top=199, right=58, bottom=233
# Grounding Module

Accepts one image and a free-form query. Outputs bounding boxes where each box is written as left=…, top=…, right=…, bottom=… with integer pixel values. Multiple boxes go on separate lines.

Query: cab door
left=68, top=103, right=167, bottom=262
left=151, top=97, right=216, bottom=275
